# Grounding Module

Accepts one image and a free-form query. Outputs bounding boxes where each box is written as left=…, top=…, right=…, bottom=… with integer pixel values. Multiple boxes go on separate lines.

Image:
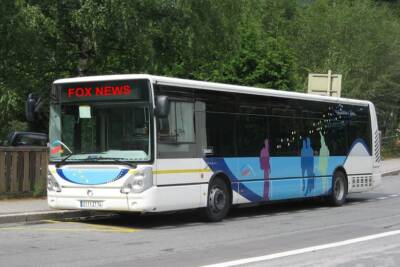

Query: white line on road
left=389, top=194, right=399, bottom=197
left=201, top=230, right=400, bottom=267
left=377, top=197, right=388, bottom=200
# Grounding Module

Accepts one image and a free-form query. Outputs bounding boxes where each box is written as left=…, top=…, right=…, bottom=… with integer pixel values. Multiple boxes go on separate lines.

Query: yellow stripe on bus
left=51, top=167, right=210, bottom=175
left=153, top=168, right=212, bottom=175
left=128, top=169, right=137, bottom=175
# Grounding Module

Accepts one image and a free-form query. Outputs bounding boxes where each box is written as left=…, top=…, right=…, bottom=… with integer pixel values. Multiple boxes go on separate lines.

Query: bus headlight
left=47, top=171, right=61, bottom=192
left=121, top=167, right=152, bottom=194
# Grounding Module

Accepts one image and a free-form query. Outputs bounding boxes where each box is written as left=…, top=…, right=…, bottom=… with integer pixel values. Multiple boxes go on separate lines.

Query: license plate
left=80, top=200, right=103, bottom=208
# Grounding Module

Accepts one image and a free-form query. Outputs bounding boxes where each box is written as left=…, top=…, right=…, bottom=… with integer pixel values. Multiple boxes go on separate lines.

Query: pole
left=327, top=70, right=332, bottom=96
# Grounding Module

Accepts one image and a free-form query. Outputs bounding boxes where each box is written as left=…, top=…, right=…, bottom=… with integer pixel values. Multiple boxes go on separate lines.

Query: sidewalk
left=0, top=197, right=49, bottom=215
left=0, top=197, right=94, bottom=224
left=380, top=158, right=400, bottom=176
left=0, top=159, right=399, bottom=225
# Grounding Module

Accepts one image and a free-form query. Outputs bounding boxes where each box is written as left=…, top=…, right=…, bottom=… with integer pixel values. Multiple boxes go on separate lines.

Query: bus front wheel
left=328, top=171, right=348, bottom=206
left=203, top=178, right=231, bottom=222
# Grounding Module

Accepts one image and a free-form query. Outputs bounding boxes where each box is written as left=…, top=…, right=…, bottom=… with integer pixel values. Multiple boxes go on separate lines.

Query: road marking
left=389, top=194, right=399, bottom=197
left=377, top=197, right=388, bottom=200
left=0, top=227, right=137, bottom=233
left=41, top=220, right=60, bottom=224
left=64, top=220, right=140, bottom=233
left=0, top=220, right=139, bottom=233
left=201, top=230, right=400, bottom=267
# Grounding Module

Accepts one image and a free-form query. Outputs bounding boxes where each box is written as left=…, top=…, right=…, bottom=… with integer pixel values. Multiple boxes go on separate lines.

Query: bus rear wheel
left=328, top=171, right=348, bottom=206
left=203, top=178, right=231, bottom=222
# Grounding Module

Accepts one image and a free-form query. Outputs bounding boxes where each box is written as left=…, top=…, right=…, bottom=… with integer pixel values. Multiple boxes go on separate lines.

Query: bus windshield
left=49, top=79, right=152, bottom=163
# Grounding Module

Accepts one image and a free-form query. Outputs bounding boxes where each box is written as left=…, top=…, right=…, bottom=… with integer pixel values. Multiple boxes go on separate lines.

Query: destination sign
left=53, top=79, right=150, bottom=102
left=67, top=84, right=132, bottom=98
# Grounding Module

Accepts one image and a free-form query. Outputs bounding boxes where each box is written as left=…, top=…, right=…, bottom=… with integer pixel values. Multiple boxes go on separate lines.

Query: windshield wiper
left=55, top=154, right=74, bottom=168
left=87, top=156, right=137, bottom=168
left=55, top=152, right=92, bottom=168
left=54, top=141, right=75, bottom=168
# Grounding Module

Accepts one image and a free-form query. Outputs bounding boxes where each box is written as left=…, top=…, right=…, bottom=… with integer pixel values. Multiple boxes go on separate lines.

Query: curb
left=382, top=169, right=400, bottom=177
left=0, top=210, right=95, bottom=225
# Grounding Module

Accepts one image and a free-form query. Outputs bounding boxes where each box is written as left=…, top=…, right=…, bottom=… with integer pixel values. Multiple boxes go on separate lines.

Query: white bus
left=46, top=74, right=381, bottom=221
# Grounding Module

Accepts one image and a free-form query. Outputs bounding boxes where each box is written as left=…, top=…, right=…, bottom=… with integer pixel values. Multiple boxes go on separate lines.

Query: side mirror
left=155, top=95, right=170, bottom=118
left=25, top=93, right=43, bottom=122
left=26, top=94, right=37, bottom=122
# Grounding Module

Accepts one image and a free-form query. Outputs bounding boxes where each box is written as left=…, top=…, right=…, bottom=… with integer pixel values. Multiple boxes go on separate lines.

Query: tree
left=290, top=0, right=400, bottom=97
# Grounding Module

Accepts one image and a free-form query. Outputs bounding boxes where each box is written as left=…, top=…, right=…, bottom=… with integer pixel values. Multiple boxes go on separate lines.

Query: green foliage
left=291, top=0, right=400, bottom=98
left=381, top=131, right=400, bottom=159
left=33, top=176, right=47, bottom=197
left=209, top=34, right=298, bottom=90
left=0, top=0, right=399, bottom=142
left=0, top=84, right=27, bottom=139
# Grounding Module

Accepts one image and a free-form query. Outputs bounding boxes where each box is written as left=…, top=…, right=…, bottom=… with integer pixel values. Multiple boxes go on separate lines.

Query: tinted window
left=269, top=99, right=299, bottom=156
left=156, top=84, right=372, bottom=158
left=237, top=114, right=268, bottom=157
left=345, top=105, right=371, bottom=154
left=196, top=90, right=236, bottom=113
left=206, top=112, right=236, bottom=157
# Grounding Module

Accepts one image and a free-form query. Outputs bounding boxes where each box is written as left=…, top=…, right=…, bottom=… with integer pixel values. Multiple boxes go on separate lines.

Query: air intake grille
left=351, top=176, right=372, bottom=189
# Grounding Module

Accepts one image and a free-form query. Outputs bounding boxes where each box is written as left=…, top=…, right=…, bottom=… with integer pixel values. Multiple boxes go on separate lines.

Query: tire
left=328, top=171, right=348, bottom=206
left=203, top=178, right=231, bottom=222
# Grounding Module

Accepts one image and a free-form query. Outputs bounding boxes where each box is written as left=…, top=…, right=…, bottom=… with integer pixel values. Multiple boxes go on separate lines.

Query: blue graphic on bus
left=205, top=138, right=370, bottom=202
left=302, top=137, right=315, bottom=196
left=205, top=138, right=374, bottom=202
left=259, top=138, right=271, bottom=200
left=57, top=168, right=128, bottom=185
left=205, top=156, right=346, bottom=202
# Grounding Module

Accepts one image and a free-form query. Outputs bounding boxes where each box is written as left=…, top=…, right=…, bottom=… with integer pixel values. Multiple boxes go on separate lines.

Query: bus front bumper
left=47, top=187, right=155, bottom=213
left=48, top=183, right=205, bottom=213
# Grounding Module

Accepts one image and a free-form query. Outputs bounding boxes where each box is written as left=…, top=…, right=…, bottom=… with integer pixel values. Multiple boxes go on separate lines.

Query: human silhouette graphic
left=301, top=139, right=307, bottom=191
left=301, top=137, right=315, bottom=195
left=319, top=132, right=330, bottom=192
left=260, top=138, right=271, bottom=200
left=305, top=137, right=315, bottom=195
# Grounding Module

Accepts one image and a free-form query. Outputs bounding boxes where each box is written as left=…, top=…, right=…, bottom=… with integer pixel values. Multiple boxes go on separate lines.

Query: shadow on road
left=61, top=194, right=383, bottom=230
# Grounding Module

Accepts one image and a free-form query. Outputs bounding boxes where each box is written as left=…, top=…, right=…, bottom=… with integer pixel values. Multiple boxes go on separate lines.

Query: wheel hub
left=334, top=177, right=344, bottom=200
left=209, top=187, right=226, bottom=213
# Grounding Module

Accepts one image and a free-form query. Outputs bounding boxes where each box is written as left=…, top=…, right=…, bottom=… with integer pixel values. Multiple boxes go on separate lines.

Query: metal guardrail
left=0, top=147, right=48, bottom=195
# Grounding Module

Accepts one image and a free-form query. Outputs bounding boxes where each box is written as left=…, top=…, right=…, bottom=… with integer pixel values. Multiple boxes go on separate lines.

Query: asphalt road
left=1, top=175, right=400, bottom=267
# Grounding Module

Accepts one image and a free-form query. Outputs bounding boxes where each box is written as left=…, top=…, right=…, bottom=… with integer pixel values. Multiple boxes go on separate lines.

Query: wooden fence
left=0, top=147, right=48, bottom=196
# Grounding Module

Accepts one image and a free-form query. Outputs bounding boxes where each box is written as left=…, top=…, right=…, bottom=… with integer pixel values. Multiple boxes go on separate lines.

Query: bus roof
left=53, top=74, right=370, bottom=106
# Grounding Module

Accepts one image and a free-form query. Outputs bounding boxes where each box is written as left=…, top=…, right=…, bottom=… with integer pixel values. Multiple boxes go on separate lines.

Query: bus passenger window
left=158, top=101, right=195, bottom=143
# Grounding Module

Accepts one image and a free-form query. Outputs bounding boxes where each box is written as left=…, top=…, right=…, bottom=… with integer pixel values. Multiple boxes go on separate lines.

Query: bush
left=381, top=136, right=400, bottom=159
left=33, top=176, right=47, bottom=197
